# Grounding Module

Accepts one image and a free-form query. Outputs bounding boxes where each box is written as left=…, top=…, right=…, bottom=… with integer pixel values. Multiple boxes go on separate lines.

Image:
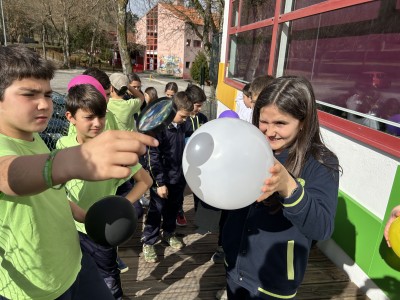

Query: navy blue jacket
left=146, top=122, right=186, bottom=187
left=184, top=113, right=208, bottom=139
left=222, top=149, right=339, bottom=298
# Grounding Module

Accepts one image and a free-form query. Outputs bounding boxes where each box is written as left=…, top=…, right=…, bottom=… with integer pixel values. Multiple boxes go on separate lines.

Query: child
left=235, top=83, right=252, bottom=122
left=144, top=86, right=159, bottom=105
left=108, top=72, right=144, bottom=131
left=67, top=74, right=119, bottom=134
left=142, top=91, right=193, bottom=263
left=183, top=84, right=208, bottom=226
left=222, top=76, right=340, bottom=299
left=165, top=81, right=178, bottom=98
left=83, top=66, right=112, bottom=99
left=249, top=75, right=274, bottom=105
left=57, top=81, right=153, bottom=298
left=0, top=44, right=157, bottom=300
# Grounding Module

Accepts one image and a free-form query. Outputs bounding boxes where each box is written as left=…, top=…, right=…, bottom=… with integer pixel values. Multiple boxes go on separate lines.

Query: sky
left=128, top=0, right=158, bottom=17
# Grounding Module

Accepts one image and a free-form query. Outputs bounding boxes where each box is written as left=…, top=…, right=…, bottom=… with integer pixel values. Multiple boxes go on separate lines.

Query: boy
left=235, top=83, right=252, bottom=122
left=142, top=91, right=193, bottom=263
left=182, top=84, right=208, bottom=225
left=108, top=72, right=144, bottom=131
left=0, top=45, right=157, bottom=299
left=57, top=80, right=153, bottom=299
left=248, top=75, right=274, bottom=106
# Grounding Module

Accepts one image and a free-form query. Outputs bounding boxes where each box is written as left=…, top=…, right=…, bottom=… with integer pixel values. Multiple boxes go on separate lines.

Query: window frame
left=224, top=0, right=400, bottom=158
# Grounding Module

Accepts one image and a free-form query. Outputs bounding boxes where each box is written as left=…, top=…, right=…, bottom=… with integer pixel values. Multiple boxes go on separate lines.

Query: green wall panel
left=333, top=166, right=400, bottom=299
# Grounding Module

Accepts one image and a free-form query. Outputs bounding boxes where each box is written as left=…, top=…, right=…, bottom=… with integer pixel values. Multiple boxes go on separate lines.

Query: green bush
left=190, top=51, right=210, bottom=84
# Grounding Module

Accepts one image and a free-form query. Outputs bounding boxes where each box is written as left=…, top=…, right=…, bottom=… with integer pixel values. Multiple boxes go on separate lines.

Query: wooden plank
left=119, top=195, right=369, bottom=300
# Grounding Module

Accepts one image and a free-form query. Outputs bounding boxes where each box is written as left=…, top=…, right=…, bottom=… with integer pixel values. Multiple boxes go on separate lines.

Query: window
left=193, top=40, right=202, bottom=47
left=225, top=0, right=400, bottom=150
left=186, top=61, right=190, bottom=68
left=276, top=1, right=399, bottom=134
left=186, top=39, right=191, bottom=47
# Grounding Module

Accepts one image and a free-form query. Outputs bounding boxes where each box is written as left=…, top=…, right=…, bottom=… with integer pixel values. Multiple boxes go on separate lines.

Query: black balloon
left=85, top=196, right=138, bottom=247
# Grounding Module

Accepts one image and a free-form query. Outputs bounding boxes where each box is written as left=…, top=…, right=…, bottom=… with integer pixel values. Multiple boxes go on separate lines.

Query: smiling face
left=66, top=108, right=105, bottom=144
left=258, top=104, right=301, bottom=154
left=0, top=78, right=53, bottom=141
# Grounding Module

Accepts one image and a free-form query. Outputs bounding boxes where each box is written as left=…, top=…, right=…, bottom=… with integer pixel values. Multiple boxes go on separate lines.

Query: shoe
left=162, top=232, right=184, bottom=250
left=176, top=212, right=187, bottom=226
left=116, top=256, right=129, bottom=273
left=211, top=246, right=225, bottom=263
left=139, top=195, right=150, bottom=207
left=142, top=244, right=158, bottom=263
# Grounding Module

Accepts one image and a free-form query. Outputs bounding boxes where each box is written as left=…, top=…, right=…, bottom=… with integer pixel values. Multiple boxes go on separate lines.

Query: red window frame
left=224, top=0, right=400, bottom=158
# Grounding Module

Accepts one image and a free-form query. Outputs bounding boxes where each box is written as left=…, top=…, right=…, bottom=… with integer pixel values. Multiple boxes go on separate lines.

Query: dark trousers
left=226, top=279, right=279, bottom=299
left=142, top=182, right=186, bottom=245
left=0, top=252, right=114, bottom=300
left=79, top=232, right=122, bottom=299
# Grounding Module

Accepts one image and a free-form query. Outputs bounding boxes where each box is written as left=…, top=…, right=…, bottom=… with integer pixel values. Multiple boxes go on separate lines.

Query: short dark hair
left=0, top=45, right=55, bottom=101
left=242, top=83, right=251, bottom=97
left=128, top=73, right=141, bottom=83
left=66, top=84, right=107, bottom=118
left=173, top=91, right=193, bottom=112
left=185, top=84, right=206, bottom=104
left=249, top=75, right=274, bottom=101
left=83, top=67, right=111, bottom=90
left=165, top=82, right=178, bottom=93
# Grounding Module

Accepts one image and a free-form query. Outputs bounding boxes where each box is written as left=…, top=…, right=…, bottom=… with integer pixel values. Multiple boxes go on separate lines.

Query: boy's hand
left=157, top=185, right=168, bottom=199
left=56, top=130, right=158, bottom=183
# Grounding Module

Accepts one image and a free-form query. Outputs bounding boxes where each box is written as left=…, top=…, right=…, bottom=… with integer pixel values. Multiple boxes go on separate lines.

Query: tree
left=114, top=0, right=131, bottom=74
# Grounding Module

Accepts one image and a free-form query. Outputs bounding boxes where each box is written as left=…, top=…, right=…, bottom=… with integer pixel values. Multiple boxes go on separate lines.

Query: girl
left=165, top=82, right=178, bottom=98
left=222, top=76, right=341, bottom=299
left=144, top=87, right=159, bottom=105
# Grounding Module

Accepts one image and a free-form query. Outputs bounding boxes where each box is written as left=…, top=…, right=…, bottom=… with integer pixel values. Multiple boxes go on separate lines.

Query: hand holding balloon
left=256, top=160, right=299, bottom=201
left=384, top=205, right=400, bottom=248
left=182, top=118, right=274, bottom=210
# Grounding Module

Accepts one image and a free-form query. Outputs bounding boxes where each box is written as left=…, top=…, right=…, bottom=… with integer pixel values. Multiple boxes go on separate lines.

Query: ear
left=65, top=111, right=75, bottom=125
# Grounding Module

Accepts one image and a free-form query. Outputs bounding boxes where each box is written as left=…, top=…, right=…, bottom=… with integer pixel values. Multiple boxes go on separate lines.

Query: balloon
left=389, top=216, right=400, bottom=257
left=218, top=110, right=240, bottom=119
left=182, top=118, right=274, bottom=210
left=85, top=196, right=138, bottom=247
left=67, top=75, right=107, bottom=100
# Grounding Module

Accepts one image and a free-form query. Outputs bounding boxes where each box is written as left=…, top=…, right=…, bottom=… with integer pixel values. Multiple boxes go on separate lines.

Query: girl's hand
left=384, top=205, right=400, bottom=247
left=256, top=159, right=298, bottom=202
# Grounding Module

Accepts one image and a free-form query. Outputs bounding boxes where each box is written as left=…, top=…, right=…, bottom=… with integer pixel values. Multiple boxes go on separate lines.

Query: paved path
left=51, top=69, right=212, bottom=99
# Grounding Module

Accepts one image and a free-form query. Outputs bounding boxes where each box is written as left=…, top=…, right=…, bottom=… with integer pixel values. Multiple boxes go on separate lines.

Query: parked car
left=39, top=91, right=69, bottom=150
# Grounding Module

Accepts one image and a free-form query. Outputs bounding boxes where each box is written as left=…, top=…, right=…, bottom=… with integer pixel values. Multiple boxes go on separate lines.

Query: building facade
left=136, top=2, right=206, bottom=79
left=215, top=1, right=400, bottom=299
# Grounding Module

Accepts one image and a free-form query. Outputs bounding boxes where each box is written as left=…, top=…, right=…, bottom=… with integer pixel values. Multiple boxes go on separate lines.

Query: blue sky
left=128, top=0, right=157, bottom=17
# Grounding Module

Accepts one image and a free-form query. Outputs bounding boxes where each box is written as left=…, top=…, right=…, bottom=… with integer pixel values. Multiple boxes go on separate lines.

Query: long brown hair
left=253, top=76, right=340, bottom=177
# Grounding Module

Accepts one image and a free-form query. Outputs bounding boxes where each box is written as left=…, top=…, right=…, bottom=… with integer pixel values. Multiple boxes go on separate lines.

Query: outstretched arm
left=0, top=130, right=158, bottom=196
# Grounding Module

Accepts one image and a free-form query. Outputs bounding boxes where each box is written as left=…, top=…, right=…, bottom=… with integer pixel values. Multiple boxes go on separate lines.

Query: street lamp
left=0, top=0, right=7, bottom=46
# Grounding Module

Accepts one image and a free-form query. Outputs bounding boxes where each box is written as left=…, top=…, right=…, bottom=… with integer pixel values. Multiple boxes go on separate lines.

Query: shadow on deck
left=119, top=194, right=369, bottom=299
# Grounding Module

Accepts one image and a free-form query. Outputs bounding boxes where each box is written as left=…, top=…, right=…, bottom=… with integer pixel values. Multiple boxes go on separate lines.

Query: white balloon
left=182, top=118, right=274, bottom=210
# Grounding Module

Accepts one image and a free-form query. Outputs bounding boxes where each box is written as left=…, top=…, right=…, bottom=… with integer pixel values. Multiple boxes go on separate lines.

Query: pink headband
left=67, top=75, right=107, bottom=100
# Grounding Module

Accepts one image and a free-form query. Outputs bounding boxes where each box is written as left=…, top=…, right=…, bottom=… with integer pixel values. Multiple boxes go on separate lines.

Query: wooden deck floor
left=119, top=194, right=369, bottom=299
